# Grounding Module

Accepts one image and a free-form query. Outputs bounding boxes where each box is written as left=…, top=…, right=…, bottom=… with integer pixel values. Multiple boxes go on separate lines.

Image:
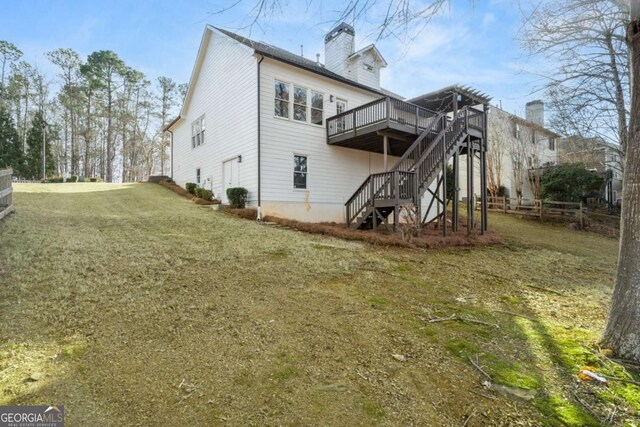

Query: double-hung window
left=311, top=91, right=323, bottom=125
left=293, top=155, right=307, bottom=189
left=293, top=86, right=307, bottom=122
left=192, top=116, right=205, bottom=148
left=275, top=81, right=290, bottom=118
left=275, top=80, right=324, bottom=126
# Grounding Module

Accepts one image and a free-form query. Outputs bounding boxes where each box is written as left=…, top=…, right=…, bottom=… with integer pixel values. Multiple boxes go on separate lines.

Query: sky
left=0, top=0, right=545, bottom=116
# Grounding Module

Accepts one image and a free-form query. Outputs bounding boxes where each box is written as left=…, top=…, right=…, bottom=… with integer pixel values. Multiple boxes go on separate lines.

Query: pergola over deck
left=408, top=85, right=491, bottom=115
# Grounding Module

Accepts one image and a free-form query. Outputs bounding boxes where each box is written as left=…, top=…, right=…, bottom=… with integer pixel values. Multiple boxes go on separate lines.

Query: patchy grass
left=0, top=183, right=636, bottom=426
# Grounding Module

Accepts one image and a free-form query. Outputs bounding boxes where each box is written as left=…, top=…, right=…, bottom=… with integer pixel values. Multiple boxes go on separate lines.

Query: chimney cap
left=325, top=22, right=355, bottom=43
left=526, top=99, right=544, bottom=106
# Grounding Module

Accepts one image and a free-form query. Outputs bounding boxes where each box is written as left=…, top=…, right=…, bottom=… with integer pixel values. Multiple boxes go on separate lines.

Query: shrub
left=185, top=182, right=197, bottom=194
left=198, top=189, right=213, bottom=201
left=541, top=164, right=604, bottom=202
left=226, top=187, right=248, bottom=208
left=68, top=175, right=78, bottom=183
left=46, top=177, right=63, bottom=183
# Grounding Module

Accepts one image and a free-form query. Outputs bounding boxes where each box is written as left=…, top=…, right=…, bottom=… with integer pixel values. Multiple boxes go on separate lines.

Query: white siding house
left=168, top=24, right=400, bottom=222
left=167, top=24, right=491, bottom=230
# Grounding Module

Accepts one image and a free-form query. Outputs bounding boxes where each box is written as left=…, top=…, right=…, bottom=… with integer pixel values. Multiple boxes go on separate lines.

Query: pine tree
left=24, top=111, right=54, bottom=180
left=0, top=107, right=24, bottom=175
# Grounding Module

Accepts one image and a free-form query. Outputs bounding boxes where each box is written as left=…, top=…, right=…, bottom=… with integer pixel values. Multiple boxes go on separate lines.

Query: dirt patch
left=262, top=215, right=502, bottom=249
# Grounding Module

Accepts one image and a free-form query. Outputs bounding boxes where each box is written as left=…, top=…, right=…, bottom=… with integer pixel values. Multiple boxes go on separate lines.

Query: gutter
left=257, top=54, right=264, bottom=220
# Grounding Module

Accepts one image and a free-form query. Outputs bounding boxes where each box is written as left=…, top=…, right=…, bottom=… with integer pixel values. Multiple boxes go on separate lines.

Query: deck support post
left=453, top=149, right=460, bottom=232
left=393, top=170, right=399, bottom=232
left=442, top=152, right=447, bottom=236
left=383, top=135, right=389, bottom=171
left=480, top=103, right=489, bottom=233
left=467, top=136, right=473, bottom=234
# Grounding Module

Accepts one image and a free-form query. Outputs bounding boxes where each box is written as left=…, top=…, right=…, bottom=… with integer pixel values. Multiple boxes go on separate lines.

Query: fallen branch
left=492, top=310, right=540, bottom=322
left=468, top=354, right=492, bottom=381
left=601, top=375, right=640, bottom=387
left=571, top=391, right=604, bottom=425
left=525, top=283, right=564, bottom=296
left=428, top=314, right=500, bottom=329
left=469, top=389, right=497, bottom=400
left=462, top=408, right=476, bottom=427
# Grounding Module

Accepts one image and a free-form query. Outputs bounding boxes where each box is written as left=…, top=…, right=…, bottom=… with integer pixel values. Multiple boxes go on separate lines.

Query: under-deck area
left=325, top=85, right=491, bottom=235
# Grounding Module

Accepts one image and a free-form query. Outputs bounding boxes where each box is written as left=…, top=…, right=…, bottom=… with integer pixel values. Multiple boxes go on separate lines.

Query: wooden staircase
left=345, top=106, right=477, bottom=229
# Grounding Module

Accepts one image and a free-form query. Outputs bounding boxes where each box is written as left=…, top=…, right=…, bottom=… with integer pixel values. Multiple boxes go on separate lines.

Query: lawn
left=0, top=183, right=636, bottom=426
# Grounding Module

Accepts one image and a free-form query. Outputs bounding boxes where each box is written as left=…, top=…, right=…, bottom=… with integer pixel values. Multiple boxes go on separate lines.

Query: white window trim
left=274, top=80, right=290, bottom=120
left=273, top=78, right=325, bottom=127
left=191, top=115, right=206, bottom=150
left=293, top=153, right=308, bottom=191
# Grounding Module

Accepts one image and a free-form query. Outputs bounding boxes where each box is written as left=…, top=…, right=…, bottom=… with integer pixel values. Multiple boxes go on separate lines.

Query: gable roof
left=167, top=25, right=401, bottom=131
left=348, top=44, right=387, bottom=67
left=214, top=27, right=392, bottom=96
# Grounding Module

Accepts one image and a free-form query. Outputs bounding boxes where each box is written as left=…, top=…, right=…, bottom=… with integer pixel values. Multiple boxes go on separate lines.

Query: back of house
left=167, top=23, right=490, bottom=231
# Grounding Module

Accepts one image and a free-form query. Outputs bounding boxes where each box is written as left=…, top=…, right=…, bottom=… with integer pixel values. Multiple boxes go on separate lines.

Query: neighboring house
left=166, top=23, right=490, bottom=232
left=558, top=136, right=623, bottom=204
left=460, top=100, right=559, bottom=201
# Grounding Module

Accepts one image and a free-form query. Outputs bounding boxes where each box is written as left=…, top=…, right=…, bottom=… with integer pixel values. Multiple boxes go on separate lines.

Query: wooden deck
left=326, top=97, right=483, bottom=155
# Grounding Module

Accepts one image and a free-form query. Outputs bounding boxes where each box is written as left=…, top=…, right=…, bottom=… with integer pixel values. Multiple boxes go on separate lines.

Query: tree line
left=0, top=41, right=185, bottom=182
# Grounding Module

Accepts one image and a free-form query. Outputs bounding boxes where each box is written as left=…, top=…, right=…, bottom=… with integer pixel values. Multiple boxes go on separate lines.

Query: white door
left=223, top=158, right=239, bottom=203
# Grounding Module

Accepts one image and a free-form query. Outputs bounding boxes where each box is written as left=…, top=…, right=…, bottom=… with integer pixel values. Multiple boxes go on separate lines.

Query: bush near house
left=185, top=182, right=197, bottom=194
left=194, top=188, right=214, bottom=201
left=541, top=164, right=604, bottom=202
left=68, top=175, right=78, bottom=183
left=226, top=187, right=248, bottom=208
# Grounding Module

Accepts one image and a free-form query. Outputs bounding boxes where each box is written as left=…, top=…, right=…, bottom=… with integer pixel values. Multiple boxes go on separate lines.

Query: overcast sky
left=0, top=0, right=544, bottom=116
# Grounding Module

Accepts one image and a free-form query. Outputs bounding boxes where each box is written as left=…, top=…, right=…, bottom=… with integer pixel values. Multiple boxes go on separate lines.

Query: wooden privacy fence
left=0, top=168, right=14, bottom=221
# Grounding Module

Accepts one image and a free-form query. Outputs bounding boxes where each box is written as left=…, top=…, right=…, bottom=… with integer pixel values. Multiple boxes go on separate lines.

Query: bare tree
left=521, top=0, right=629, bottom=154
left=487, top=109, right=509, bottom=198
left=601, top=0, right=640, bottom=361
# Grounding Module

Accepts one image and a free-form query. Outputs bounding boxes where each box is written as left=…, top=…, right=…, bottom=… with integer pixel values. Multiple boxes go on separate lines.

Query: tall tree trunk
left=602, top=0, right=640, bottom=361
left=106, top=78, right=113, bottom=182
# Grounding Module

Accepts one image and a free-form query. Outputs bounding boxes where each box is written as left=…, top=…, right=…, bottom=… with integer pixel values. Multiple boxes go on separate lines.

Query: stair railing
left=414, top=107, right=469, bottom=194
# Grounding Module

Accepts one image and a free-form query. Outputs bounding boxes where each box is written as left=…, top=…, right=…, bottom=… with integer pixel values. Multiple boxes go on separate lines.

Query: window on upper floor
left=363, top=63, right=374, bottom=72
left=311, top=91, right=323, bottom=125
left=293, top=86, right=307, bottom=122
left=549, top=138, right=556, bottom=151
left=293, top=155, right=307, bottom=189
left=275, top=81, right=290, bottom=118
left=191, top=116, right=205, bottom=148
left=273, top=79, right=325, bottom=126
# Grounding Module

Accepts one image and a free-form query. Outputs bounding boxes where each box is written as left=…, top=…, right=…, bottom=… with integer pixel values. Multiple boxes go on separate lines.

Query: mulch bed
left=224, top=208, right=501, bottom=249
left=157, top=180, right=221, bottom=205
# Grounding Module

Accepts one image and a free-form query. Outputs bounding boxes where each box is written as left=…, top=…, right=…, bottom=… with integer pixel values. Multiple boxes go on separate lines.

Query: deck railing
left=345, top=170, right=416, bottom=225
left=0, top=168, right=14, bottom=221
left=327, top=97, right=439, bottom=139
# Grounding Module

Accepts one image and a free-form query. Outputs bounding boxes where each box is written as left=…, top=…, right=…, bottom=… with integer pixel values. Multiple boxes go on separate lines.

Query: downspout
left=168, top=129, right=174, bottom=180
left=257, top=54, right=264, bottom=220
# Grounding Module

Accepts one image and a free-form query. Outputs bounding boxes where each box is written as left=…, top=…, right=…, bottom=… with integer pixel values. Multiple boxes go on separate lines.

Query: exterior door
left=223, top=158, right=239, bottom=203
left=336, top=99, right=348, bottom=132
